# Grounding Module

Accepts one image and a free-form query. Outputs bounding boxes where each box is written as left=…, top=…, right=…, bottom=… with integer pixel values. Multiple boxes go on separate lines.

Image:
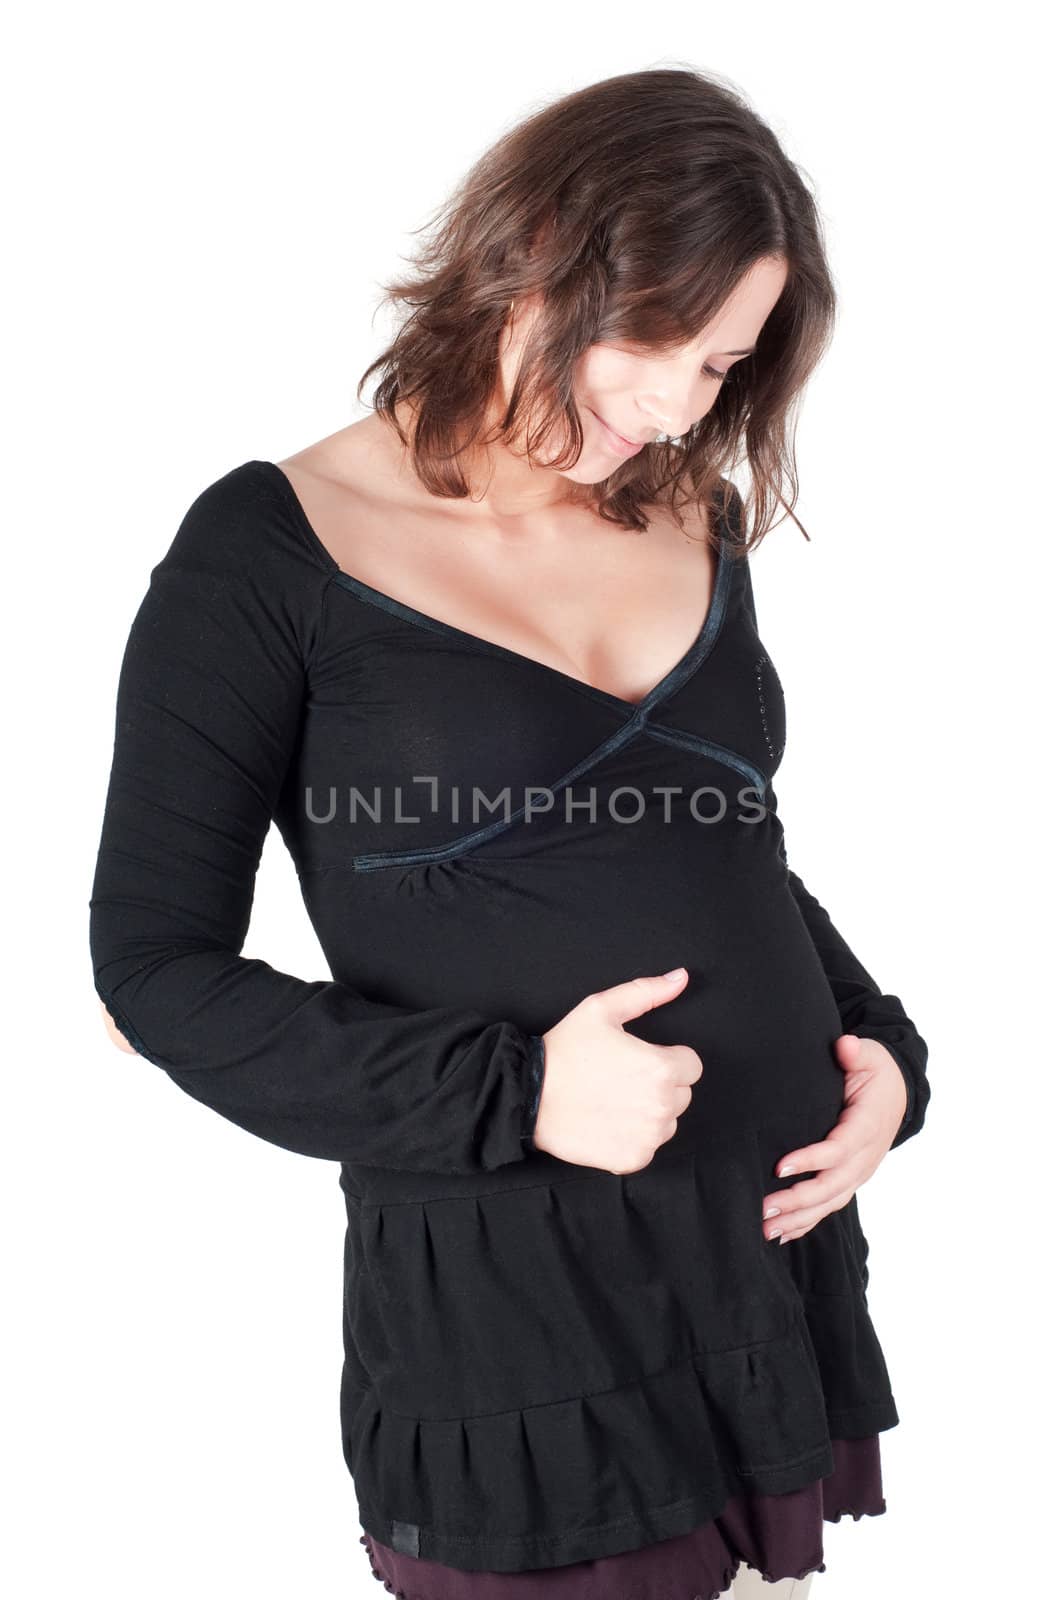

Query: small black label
left=390, top=1520, right=421, bottom=1557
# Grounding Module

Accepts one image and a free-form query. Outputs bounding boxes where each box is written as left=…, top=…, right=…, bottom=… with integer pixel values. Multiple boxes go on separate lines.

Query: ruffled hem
left=359, top=1536, right=746, bottom=1600
left=347, top=1299, right=897, bottom=1572
left=356, top=1434, right=887, bottom=1598
left=359, top=1533, right=864, bottom=1597
left=360, top=1532, right=749, bottom=1600
left=342, top=1102, right=898, bottom=1572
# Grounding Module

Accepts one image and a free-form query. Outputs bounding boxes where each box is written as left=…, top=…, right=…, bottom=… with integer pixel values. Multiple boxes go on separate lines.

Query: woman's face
left=505, top=254, right=788, bottom=487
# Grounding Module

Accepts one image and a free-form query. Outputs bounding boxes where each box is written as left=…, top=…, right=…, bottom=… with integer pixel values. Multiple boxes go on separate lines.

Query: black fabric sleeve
left=733, top=495, right=930, bottom=1152
left=88, top=467, right=546, bottom=1172
left=765, top=781, right=930, bottom=1149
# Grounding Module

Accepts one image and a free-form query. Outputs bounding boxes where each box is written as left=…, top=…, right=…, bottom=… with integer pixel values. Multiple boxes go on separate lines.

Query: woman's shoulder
left=266, top=418, right=487, bottom=598
left=666, top=468, right=745, bottom=553
left=154, top=455, right=342, bottom=605
left=133, top=459, right=340, bottom=678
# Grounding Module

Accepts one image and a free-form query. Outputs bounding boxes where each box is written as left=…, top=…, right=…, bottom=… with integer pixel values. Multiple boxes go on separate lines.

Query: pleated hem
left=358, top=1500, right=886, bottom=1598
left=348, top=1294, right=898, bottom=1572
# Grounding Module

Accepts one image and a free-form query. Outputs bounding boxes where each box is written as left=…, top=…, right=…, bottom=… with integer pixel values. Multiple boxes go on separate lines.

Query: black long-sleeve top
left=88, top=460, right=929, bottom=1573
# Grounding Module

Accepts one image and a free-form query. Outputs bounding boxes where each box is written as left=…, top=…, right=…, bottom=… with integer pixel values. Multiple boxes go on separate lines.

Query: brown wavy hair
left=355, top=64, right=837, bottom=553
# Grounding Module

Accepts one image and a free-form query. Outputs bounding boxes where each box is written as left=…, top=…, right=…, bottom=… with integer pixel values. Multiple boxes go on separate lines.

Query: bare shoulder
left=273, top=411, right=467, bottom=581
left=276, top=412, right=403, bottom=506
left=659, top=469, right=730, bottom=551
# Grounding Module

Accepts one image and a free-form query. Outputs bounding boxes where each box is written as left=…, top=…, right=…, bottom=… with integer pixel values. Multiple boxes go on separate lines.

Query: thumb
left=600, top=967, right=689, bottom=1024
left=834, top=1033, right=868, bottom=1067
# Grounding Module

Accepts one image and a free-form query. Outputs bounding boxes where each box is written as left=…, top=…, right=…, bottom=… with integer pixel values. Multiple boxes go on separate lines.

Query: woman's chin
left=565, top=451, right=631, bottom=486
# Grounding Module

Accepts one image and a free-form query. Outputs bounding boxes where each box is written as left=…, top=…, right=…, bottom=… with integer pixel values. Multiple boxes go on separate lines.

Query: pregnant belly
left=310, top=814, right=849, bottom=1174
left=326, top=824, right=866, bottom=1422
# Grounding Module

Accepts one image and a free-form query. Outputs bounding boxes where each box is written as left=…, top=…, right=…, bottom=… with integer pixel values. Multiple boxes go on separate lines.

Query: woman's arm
left=87, top=467, right=545, bottom=1172
left=763, top=778, right=930, bottom=1149
left=733, top=489, right=930, bottom=1153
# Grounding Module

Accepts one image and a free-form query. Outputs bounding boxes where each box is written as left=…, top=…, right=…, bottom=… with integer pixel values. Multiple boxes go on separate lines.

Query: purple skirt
left=359, top=1433, right=885, bottom=1599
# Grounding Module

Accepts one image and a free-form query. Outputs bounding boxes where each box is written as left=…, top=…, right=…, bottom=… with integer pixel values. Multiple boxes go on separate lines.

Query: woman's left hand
left=761, top=1035, right=908, bottom=1244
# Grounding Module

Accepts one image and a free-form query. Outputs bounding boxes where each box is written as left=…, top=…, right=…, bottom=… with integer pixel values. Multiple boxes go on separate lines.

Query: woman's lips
left=590, top=409, right=645, bottom=457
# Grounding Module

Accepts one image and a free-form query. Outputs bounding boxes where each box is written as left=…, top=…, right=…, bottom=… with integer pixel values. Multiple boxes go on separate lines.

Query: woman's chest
left=277, top=459, right=718, bottom=707
left=276, top=539, right=785, bottom=879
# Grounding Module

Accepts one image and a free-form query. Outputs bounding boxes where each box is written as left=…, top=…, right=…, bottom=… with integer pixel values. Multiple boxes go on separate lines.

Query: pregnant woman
left=88, top=68, right=930, bottom=1599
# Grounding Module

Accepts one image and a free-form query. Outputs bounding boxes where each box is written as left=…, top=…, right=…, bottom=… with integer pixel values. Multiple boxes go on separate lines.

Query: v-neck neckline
left=255, top=458, right=736, bottom=719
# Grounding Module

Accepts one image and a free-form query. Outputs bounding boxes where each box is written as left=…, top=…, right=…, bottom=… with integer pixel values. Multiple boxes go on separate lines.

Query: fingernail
left=778, top=1165, right=794, bottom=1177
left=767, top=1226, right=782, bottom=1239
left=663, top=967, right=686, bottom=981
left=763, top=1207, right=781, bottom=1220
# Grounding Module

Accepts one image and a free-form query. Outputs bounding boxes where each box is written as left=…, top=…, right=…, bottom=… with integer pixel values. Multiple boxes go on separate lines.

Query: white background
left=5, top=2, right=1059, bottom=1595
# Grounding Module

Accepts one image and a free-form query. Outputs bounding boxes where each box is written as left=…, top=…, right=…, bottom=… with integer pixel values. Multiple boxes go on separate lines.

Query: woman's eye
left=702, top=363, right=729, bottom=383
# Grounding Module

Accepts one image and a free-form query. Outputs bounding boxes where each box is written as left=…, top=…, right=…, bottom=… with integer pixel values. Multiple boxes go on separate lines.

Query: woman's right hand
left=532, top=968, right=702, bottom=1174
